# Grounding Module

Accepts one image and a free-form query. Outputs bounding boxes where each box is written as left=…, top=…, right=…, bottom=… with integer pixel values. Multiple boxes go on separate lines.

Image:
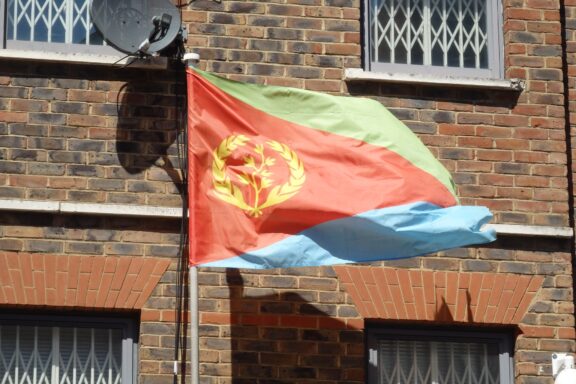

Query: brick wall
left=0, top=62, right=185, bottom=207
left=194, top=267, right=364, bottom=383
left=0, top=0, right=575, bottom=383
left=185, top=0, right=361, bottom=91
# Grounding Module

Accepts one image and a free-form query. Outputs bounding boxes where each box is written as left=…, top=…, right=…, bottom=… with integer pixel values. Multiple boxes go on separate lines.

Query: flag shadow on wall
left=201, top=268, right=366, bottom=383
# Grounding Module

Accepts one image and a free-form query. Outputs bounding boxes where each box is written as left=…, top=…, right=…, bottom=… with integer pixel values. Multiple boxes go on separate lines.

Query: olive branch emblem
left=211, top=135, right=306, bottom=217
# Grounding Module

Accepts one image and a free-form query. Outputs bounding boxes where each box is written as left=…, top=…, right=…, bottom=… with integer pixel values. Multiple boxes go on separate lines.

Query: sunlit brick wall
left=0, top=0, right=574, bottom=383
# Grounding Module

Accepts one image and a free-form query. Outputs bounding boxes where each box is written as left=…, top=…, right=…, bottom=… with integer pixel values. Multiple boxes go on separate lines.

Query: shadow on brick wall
left=115, top=76, right=187, bottom=194
left=209, top=268, right=365, bottom=384
left=347, top=81, right=522, bottom=109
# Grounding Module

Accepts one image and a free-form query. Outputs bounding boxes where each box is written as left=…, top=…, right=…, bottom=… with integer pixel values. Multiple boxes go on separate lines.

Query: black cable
left=558, top=0, right=576, bottom=341
left=173, top=38, right=189, bottom=384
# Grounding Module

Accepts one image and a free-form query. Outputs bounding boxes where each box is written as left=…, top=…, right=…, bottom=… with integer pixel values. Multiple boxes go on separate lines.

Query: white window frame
left=0, top=0, right=168, bottom=65
left=0, top=0, right=120, bottom=54
left=363, top=0, right=504, bottom=80
left=367, top=327, right=514, bottom=384
left=0, top=313, right=138, bottom=384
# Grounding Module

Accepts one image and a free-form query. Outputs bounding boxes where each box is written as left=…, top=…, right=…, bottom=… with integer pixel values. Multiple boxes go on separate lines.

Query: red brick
left=390, top=283, right=406, bottom=319
left=242, top=314, right=279, bottom=326
left=9, top=269, right=25, bottom=304
left=508, top=8, right=543, bottom=20
left=124, top=291, right=140, bottom=308
left=513, top=293, right=538, bottom=324
left=373, top=268, right=396, bottom=318
left=201, top=312, right=231, bottom=325
left=45, top=255, right=56, bottom=290
left=477, top=150, right=513, bottom=161
left=115, top=274, right=137, bottom=308
left=477, top=126, right=513, bottom=137
left=141, top=309, right=162, bottom=321
left=346, top=318, right=364, bottom=330
left=478, top=174, right=514, bottom=186
left=412, top=286, right=427, bottom=320
left=133, top=259, right=157, bottom=291
left=397, top=269, right=414, bottom=303
left=457, top=136, right=493, bottom=148
left=343, top=32, right=360, bottom=44
left=319, top=317, right=347, bottom=330
left=33, top=269, right=46, bottom=305
left=104, top=290, right=119, bottom=308
left=111, top=257, right=131, bottom=290
left=494, top=138, right=531, bottom=150
left=0, top=111, right=27, bottom=123
left=280, top=315, right=318, bottom=328
left=325, top=43, right=361, bottom=55
left=9, top=175, right=48, bottom=188
left=519, top=325, right=555, bottom=338
left=360, top=269, right=383, bottom=318
left=68, top=114, right=107, bottom=127
left=558, top=327, right=576, bottom=339
left=304, top=79, right=341, bottom=92
left=68, top=90, right=106, bottom=103
left=527, top=276, right=544, bottom=292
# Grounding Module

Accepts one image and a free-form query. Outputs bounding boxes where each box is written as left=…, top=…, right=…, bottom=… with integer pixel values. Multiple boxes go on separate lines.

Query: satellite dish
left=90, top=0, right=182, bottom=55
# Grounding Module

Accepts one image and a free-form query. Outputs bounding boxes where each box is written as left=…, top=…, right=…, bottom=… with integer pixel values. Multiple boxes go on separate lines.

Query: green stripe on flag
left=195, top=69, right=456, bottom=197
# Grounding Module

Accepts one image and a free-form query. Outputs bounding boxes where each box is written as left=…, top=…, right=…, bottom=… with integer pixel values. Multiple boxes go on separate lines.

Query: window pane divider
left=66, top=0, right=73, bottom=44
left=424, top=0, right=431, bottom=65
left=15, top=326, right=20, bottom=384
left=51, top=328, right=59, bottom=384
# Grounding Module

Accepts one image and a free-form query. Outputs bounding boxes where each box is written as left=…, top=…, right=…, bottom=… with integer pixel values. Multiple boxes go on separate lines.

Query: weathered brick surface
left=0, top=63, right=185, bottom=207
left=0, top=0, right=575, bottom=383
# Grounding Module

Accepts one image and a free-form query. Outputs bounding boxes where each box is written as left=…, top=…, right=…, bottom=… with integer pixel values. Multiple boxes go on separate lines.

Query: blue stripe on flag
left=200, top=202, right=496, bottom=269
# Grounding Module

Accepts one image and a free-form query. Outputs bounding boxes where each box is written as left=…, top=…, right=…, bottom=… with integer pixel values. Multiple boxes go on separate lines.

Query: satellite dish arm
left=139, top=13, right=172, bottom=54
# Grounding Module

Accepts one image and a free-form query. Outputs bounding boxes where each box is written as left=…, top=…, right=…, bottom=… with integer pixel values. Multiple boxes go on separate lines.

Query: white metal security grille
left=376, top=339, right=501, bottom=384
left=6, top=0, right=104, bottom=45
left=370, top=0, right=488, bottom=68
left=0, top=325, right=122, bottom=384
left=366, top=0, right=502, bottom=78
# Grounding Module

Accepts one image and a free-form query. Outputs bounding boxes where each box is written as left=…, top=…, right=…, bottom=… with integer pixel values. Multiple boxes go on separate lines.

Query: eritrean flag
left=187, top=68, right=495, bottom=269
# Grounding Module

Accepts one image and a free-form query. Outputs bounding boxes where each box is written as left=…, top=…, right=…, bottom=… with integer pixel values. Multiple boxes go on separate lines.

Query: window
left=367, top=327, right=514, bottom=384
left=365, top=0, right=503, bottom=79
left=0, top=314, right=137, bottom=384
left=0, top=0, right=119, bottom=55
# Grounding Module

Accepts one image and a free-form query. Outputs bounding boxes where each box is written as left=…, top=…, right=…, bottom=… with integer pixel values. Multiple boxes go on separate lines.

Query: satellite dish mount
left=90, top=0, right=185, bottom=58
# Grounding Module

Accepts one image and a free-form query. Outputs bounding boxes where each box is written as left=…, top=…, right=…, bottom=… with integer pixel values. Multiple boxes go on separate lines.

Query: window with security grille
left=0, top=0, right=119, bottom=55
left=0, top=315, right=137, bottom=384
left=367, top=328, right=514, bottom=384
left=365, top=0, right=503, bottom=78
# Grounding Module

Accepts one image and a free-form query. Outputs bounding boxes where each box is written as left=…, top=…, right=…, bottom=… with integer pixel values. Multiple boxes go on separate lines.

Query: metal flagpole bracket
left=183, top=52, right=200, bottom=67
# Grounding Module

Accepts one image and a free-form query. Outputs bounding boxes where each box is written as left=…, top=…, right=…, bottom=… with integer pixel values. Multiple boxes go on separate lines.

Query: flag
left=187, top=68, right=495, bottom=269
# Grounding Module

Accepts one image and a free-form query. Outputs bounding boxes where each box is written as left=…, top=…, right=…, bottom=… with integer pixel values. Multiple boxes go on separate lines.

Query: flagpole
left=189, top=265, right=198, bottom=384
left=183, top=52, right=200, bottom=384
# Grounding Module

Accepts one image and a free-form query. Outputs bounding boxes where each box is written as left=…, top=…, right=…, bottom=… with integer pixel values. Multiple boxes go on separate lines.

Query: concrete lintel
left=0, top=199, right=60, bottom=212
left=486, top=223, right=573, bottom=238
left=59, top=202, right=182, bottom=218
left=0, top=198, right=572, bottom=238
left=0, top=198, right=181, bottom=218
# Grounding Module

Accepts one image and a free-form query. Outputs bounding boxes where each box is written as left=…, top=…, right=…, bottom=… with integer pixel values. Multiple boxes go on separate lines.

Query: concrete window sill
left=345, top=68, right=525, bottom=91
left=0, top=49, right=168, bottom=69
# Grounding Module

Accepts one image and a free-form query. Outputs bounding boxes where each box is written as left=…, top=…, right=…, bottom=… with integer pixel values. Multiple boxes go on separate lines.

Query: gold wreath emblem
left=211, top=135, right=306, bottom=217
